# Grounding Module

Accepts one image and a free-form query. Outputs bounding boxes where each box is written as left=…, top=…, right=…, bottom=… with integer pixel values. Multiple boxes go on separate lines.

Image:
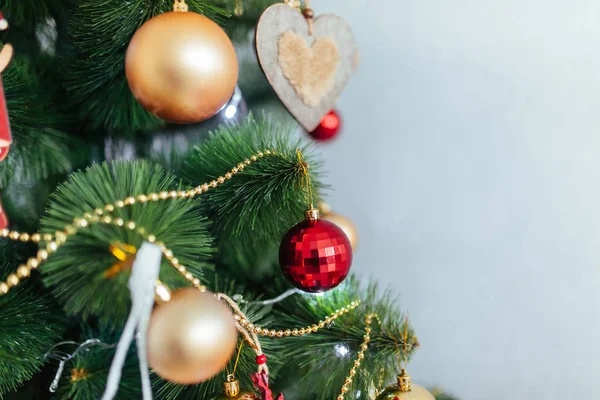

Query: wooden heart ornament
left=256, top=4, right=357, bottom=131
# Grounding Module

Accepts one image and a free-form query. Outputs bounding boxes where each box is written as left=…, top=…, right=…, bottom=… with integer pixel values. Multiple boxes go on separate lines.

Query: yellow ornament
left=320, top=203, right=358, bottom=250
left=147, top=288, right=238, bottom=384
left=125, top=3, right=238, bottom=124
left=375, top=370, right=435, bottom=400
left=209, top=375, right=259, bottom=400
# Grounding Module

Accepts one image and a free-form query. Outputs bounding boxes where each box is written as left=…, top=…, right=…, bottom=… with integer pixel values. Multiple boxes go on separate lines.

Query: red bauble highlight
left=279, top=218, right=353, bottom=293
left=0, top=196, right=8, bottom=230
left=0, top=79, right=12, bottom=162
left=308, top=110, right=341, bottom=142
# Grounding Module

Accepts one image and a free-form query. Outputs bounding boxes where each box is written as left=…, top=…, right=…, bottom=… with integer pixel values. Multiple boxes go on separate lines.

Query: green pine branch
left=53, top=279, right=277, bottom=400
left=181, top=116, right=324, bottom=278
left=1, top=0, right=63, bottom=27
left=39, top=160, right=214, bottom=328
left=0, top=56, right=75, bottom=189
left=263, top=277, right=418, bottom=400
left=52, top=328, right=142, bottom=400
left=223, top=0, right=280, bottom=20
left=0, top=262, right=64, bottom=397
left=153, top=278, right=278, bottom=400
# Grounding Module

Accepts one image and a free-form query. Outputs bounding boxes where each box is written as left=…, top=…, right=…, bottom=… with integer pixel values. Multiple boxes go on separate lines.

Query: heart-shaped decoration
left=256, top=4, right=357, bottom=131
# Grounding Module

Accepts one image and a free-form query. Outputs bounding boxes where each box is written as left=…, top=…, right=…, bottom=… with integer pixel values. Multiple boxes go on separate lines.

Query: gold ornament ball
left=322, top=211, right=358, bottom=250
left=147, top=288, right=238, bottom=384
left=375, top=384, right=436, bottom=400
left=126, top=11, right=239, bottom=124
left=210, top=392, right=259, bottom=400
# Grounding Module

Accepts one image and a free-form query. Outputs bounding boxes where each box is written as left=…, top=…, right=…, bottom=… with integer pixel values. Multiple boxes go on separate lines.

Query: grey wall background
left=313, top=1, right=600, bottom=399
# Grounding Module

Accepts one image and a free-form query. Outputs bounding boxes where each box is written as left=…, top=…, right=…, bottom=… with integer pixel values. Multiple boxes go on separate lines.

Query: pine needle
left=40, top=160, right=214, bottom=328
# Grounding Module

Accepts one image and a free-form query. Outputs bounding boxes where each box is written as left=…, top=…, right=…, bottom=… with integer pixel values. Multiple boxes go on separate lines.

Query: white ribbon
left=101, top=242, right=162, bottom=400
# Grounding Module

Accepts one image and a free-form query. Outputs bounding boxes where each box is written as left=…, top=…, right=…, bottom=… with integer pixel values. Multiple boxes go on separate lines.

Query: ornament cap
left=173, top=0, right=189, bottom=12
left=224, top=374, right=240, bottom=397
left=397, top=369, right=412, bottom=392
left=305, top=208, right=320, bottom=221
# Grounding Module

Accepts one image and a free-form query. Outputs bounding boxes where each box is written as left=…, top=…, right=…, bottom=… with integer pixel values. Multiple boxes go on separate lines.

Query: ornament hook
left=296, top=149, right=315, bottom=209
left=173, top=0, right=189, bottom=12
left=302, top=0, right=315, bottom=35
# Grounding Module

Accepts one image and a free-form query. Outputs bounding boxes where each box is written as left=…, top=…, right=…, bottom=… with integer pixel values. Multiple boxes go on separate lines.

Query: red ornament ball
left=0, top=145, right=9, bottom=162
left=308, top=110, right=341, bottom=142
left=279, top=217, right=353, bottom=293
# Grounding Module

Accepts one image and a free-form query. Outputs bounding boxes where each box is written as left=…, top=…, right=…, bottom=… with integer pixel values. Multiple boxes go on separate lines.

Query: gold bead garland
left=235, top=300, right=361, bottom=338
left=337, top=313, right=380, bottom=400
left=1, top=212, right=206, bottom=295
left=1, top=149, right=370, bottom=397
left=0, top=150, right=276, bottom=295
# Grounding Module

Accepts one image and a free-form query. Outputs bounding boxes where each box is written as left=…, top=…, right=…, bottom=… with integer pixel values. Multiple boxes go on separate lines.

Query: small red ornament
left=0, top=13, right=12, bottom=163
left=0, top=79, right=11, bottom=162
left=308, top=110, right=341, bottom=142
left=279, top=208, right=353, bottom=293
left=256, top=354, right=267, bottom=365
left=0, top=195, right=8, bottom=230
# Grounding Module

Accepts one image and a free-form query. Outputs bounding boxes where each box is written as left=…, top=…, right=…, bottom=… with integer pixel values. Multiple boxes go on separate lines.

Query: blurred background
left=314, top=1, right=600, bottom=399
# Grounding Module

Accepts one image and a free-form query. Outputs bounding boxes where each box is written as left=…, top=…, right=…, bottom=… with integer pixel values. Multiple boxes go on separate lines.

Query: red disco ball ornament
left=279, top=208, right=353, bottom=293
left=308, top=110, right=341, bottom=142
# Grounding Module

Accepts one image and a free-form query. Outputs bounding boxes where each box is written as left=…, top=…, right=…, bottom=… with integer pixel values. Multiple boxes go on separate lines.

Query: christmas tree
left=0, top=1, right=448, bottom=399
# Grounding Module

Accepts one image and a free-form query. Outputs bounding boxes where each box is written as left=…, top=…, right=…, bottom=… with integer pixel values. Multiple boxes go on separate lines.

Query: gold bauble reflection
left=375, top=384, right=436, bottom=400
left=126, top=11, right=239, bottom=124
left=209, top=392, right=259, bottom=400
left=322, top=211, right=358, bottom=250
left=147, top=288, right=237, bottom=384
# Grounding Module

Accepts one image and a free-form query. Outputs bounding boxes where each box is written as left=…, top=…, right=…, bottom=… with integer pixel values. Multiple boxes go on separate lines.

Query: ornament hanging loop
left=284, top=0, right=314, bottom=35
left=305, top=208, right=319, bottom=221
left=302, top=0, right=315, bottom=36
left=173, top=0, right=188, bottom=12
left=296, top=149, right=315, bottom=209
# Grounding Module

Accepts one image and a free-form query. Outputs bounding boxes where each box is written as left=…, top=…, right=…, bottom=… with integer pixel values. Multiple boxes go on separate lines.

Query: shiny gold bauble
left=375, top=370, right=436, bottom=400
left=375, top=384, right=436, bottom=400
left=321, top=207, right=358, bottom=250
left=126, top=11, right=239, bottom=123
left=147, top=288, right=237, bottom=384
left=209, top=391, right=259, bottom=400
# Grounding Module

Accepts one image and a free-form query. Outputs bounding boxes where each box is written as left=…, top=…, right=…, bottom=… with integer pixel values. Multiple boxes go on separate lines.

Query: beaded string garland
left=0, top=150, right=375, bottom=396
